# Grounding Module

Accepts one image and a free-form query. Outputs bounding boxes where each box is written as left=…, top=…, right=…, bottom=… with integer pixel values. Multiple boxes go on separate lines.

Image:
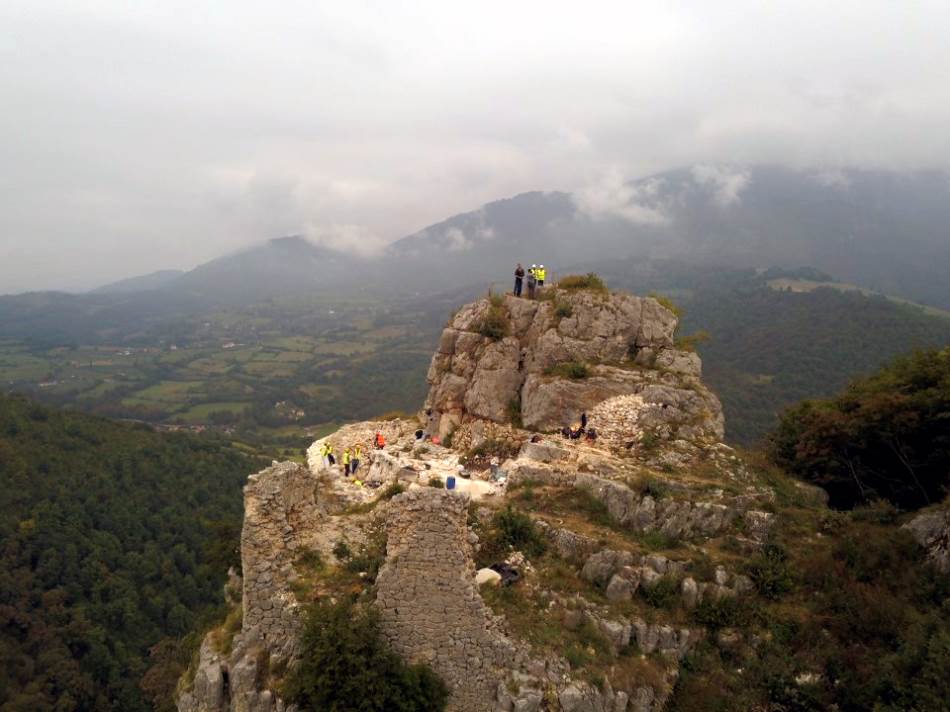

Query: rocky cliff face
left=176, top=286, right=775, bottom=712
left=424, top=291, right=723, bottom=441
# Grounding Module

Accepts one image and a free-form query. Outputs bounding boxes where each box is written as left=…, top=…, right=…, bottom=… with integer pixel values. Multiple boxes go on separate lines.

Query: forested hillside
left=0, top=395, right=264, bottom=711
left=596, top=262, right=950, bottom=444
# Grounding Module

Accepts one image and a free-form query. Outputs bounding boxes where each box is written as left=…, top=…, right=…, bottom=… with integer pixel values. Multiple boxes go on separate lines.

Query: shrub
left=283, top=599, right=448, bottom=712
left=488, top=289, right=505, bottom=308
left=467, top=437, right=519, bottom=461
left=745, top=543, right=795, bottom=599
left=675, top=330, right=711, bottom=353
left=381, top=483, right=405, bottom=500
left=544, top=361, right=589, bottom=379
left=477, top=305, right=510, bottom=341
left=558, top=273, right=608, bottom=292
left=427, top=477, right=444, bottom=488
left=691, top=596, right=754, bottom=630
left=649, top=292, right=683, bottom=318
left=768, top=347, right=950, bottom=510
left=639, top=576, right=681, bottom=609
left=342, top=531, right=387, bottom=583
left=554, top=300, right=573, bottom=319
left=332, top=540, right=352, bottom=561
left=507, top=397, right=523, bottom=428
left=493, top=506, right=547, bottom=558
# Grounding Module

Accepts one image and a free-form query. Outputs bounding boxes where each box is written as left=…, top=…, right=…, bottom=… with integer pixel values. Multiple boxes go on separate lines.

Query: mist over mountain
left=385, top=166, right=950, bottom=307
left=86, top=165, right=949, bottom=308
left=93, top=269, right=185, bottom=294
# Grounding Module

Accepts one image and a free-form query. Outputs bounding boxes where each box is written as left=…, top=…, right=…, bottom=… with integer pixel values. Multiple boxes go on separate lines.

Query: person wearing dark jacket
left=513, top=263, right=525, bottom=297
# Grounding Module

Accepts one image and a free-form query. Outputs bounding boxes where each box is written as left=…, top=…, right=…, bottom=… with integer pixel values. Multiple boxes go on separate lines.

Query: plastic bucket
left=446, top=476, right=456, bottom=490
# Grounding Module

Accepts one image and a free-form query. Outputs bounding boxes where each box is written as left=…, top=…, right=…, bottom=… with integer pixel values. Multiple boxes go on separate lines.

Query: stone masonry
left=375, top=489, right=518, bottom=712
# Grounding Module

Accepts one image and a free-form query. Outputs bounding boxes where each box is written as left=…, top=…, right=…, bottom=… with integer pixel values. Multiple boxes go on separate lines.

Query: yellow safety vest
left=538, top=268, right=546, bottom=281
left=343, top=450, right=351, bottom=465
left=354, top=446, right=362, bottom=459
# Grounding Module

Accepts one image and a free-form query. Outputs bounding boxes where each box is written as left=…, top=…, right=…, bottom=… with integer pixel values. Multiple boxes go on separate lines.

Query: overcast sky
left=2, top=1, right=949, bottom=293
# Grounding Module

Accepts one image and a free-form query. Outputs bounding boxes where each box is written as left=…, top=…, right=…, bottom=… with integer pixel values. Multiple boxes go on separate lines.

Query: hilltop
left=173, top=279, right=947, bottom=712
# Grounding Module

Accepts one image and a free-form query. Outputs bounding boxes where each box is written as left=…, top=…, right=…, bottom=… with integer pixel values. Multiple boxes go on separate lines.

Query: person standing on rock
left=537, top=264, right=546, bottom=287
left=320, top=441, right=330, bottom=468
left=351, top=444, right=362, bottom=475
left=513, top=263, right=525, bottom=297
left=342, top=447, right=351, bottom=476
left=326, top=442, right=335, bottom=467
left=527, top=265, right=537, bottom=299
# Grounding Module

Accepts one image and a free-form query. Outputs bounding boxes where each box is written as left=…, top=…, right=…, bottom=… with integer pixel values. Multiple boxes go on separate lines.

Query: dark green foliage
left=380, top=483, right=405, bottom=500
left=506, top=396, right=523, bottom=428
left=283, top=599, right=448, bottom=712
left=558, top=273, right=608, bottom=292
left=0, top=394, right=262, bottom=711
left=477, top=507, right=547, bottom=565
left=476, top=304, right=510, bottom=341
left=544, top=361, right=589, bottom=379
left=744, top=543, right=795, bottom=599
left=332, top=540, right=352, bottom=561
left=342, top=531, right=387, bottom=584
left=466, top=437, right=519, bottom=462
left=554, top=300, right=573, bottom=319
left=427, top=477, right=445, bottom=488
left=690, top=596, right=754, bottom=630
left=639, top=577, right=681, bottom=609
left=769, top=347, right=950, bottom=509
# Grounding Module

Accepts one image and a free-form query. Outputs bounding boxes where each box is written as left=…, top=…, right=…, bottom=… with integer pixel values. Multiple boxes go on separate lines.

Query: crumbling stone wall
left=242, top=460, right=323, bottom=657
left=375, top=489, right=517, bottom=712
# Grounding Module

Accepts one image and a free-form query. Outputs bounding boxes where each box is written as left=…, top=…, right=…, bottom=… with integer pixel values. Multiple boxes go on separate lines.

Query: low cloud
left=690, top=165, right=750, bottom=207
left=810, top=169, right=852, bottom=190
left=305, top=223, right=388, bottom=257
left=444, top=227, right=474, bottom=252
left=574, top=169, right=670, bottom=225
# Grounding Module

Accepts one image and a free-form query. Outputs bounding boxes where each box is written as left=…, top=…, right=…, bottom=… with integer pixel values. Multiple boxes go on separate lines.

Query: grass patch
left=476, top=304, right=510, bottom=341
left=544, top=361, right=589, bottom=379
left=558, top=273, right=608, bottom=293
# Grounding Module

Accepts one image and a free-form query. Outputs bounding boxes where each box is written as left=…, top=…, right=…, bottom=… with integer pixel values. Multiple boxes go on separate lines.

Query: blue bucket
left=446, top=476, right=456, bottom=490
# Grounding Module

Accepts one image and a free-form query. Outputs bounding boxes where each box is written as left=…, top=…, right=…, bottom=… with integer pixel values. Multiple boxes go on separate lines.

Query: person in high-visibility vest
left=343, top=447, right=352, bottom=476
left=319, top=442, right=330, bottom=468
left=374, top=431, right=386, bottom=449
left=537, top=265, right=546, bottom=286
left=325, top=442, right=335, bottom=466
left=352, top=444, right=362, bottom=475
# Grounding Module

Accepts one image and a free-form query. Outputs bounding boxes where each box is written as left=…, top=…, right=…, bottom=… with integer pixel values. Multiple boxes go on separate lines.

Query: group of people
left=561, top=412, right=597, bottom=442
left=318, top=430, right=388, bottom=479
left=513, top=263, right=546, bottom=298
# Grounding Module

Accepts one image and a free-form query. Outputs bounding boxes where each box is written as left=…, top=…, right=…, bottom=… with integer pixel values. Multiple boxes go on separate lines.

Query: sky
left=2, top=1, right=950, bottom=293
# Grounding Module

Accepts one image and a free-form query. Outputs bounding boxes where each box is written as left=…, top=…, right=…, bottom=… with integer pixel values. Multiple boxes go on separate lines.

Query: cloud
left=691, top=165, right=751, bottom=207
left=574, top=169, right=670, bottom=225
left=305, top=223, right=387, bottom=256
left=2, top=1, right=950, bottom=290
left=444, top=227, right=474, bottom=252
left=810, top=169, right=852, bottom=190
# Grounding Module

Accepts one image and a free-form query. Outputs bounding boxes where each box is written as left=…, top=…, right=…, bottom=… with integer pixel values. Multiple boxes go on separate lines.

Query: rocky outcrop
left=905, top=503, right=950, bottom=573
left=424, top=290, right=722, bottom=442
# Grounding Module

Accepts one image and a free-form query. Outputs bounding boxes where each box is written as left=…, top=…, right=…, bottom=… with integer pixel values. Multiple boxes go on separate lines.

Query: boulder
left=476, top=568, right=502, bottom=587
left=905, top=505, right=950, bottom=573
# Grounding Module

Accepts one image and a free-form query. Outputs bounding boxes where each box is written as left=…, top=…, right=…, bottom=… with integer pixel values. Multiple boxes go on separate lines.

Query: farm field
left=0, top=294, right=445, bottom=454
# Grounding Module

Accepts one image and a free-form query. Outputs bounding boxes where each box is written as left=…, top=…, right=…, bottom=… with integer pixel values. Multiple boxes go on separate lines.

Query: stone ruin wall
left=375, top=489, right=518, bottom=712
left=241, top=461, right=321, bottom=658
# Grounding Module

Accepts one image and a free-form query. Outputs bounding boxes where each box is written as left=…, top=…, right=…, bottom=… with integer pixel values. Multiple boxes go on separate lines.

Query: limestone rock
left=905, top=505, right=950, bottom=573
left=423, top=290, right=711, bottom=441
left=476, top=567, right=502, bottom=586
